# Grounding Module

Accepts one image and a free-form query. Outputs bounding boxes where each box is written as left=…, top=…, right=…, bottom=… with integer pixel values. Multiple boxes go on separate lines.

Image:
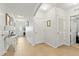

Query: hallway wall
left=32, top=4, right=70, bottom=48
left=0, top=4, right=18, bottom=55
left=56, top=8, right=70, bottom=46
left=0, top=5, right=13, bottom=55
left=0, top=6, right=6, bottom=55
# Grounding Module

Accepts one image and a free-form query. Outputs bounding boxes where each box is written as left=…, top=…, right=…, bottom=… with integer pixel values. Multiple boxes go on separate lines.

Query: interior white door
left=71, top=20, right=77, bottom=45
left=57, top=16, right=64, bottom=46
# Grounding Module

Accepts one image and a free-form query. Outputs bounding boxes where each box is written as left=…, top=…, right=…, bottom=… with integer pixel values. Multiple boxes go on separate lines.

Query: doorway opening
left=70, top=15, right=79, bottom=45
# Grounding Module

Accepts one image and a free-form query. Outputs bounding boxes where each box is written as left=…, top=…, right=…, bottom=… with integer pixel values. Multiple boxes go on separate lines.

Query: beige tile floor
left=4, top=37, right=79, bottom=56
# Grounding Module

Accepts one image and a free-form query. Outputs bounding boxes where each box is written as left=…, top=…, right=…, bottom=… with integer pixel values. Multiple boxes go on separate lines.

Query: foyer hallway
left=4, top=37, right=79, bottom=56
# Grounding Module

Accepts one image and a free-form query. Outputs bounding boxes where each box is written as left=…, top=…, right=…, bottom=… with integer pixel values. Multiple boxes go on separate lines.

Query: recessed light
left=41, top=4, right=50, bottom=11
left=17, top=15, right=24, bottom=18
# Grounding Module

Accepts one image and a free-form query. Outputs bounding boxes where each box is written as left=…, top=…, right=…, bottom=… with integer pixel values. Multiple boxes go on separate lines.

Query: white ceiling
left=0, top=3, right=40, bottom=17
left=0, top=3, right=78, bottom=18
left=39, top=3, right=79, bottom=11
left=56, top=3, right=79, bottom=10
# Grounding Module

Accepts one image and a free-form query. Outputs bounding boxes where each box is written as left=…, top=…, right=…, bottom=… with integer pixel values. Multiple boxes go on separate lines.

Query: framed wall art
left=5, top=13, right=11, bottom=25
left=47, top=20, right=51, bottom=27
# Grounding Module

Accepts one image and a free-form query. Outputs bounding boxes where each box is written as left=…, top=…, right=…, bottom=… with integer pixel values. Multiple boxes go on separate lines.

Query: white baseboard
left=64, top=43, right=70, bottom=46
left=45, top=42, right=58, bottom=48
left=26, top=38, right=70, bottom=48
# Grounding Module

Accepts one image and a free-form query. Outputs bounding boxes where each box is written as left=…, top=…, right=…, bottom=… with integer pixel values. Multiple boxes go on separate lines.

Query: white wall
left=25, top=17, right=34, bottom=45
left=0, top=5, right=7, bottom=55
left=45, top=7, right=60, bottom=47
left=56, top=7, right=70, bottom=46
left=0, top=4, right=18, bottom=55
left=76, top=20, right=79, bottom=32
left=45, top=7, right=70, bottom=47
left=32, top=4, right=70, bottom=48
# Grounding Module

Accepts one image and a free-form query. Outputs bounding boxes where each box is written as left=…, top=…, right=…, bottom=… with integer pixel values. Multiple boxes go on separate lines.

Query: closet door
left=71, top=20, right=77, bottom=45
left=56, top=7, right=70, bottom=46
left=57, top=16, right=64, bottom=46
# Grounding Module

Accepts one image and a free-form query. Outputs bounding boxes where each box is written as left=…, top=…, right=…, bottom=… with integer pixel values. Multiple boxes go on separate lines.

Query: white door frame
left=70, top=15, right=78, bottom=45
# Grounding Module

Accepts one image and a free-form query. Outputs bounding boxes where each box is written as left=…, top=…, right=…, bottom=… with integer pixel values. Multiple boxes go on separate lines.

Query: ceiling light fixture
left=17, top=15, right=24, bottom=18
left=41, top=4, right=50, bottom=11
